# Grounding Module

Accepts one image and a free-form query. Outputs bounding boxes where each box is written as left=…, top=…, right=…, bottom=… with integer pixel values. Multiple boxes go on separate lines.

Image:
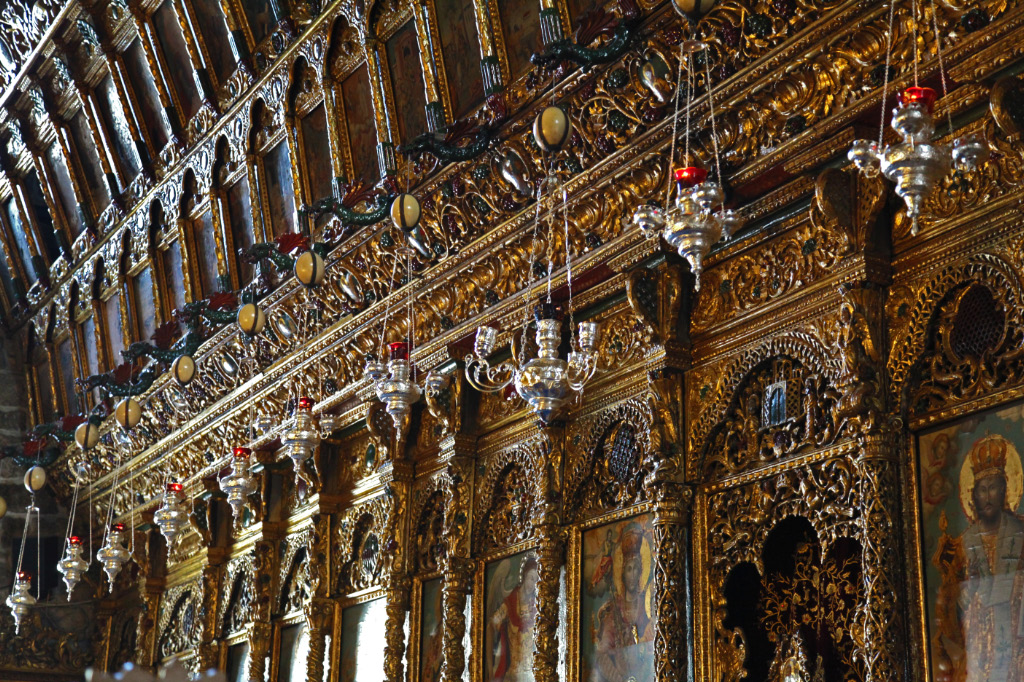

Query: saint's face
left=973, top=474, right=1007, bottom=526
left=623, top=556, right=642, bottom=595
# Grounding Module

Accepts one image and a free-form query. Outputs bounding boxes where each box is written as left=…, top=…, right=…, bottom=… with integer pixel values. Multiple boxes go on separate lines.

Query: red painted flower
left=61, top=414, right=87, bottom=432
left=276, top=232, right=310, bottom=255
left=206, top=291, right=238, bottom=311
left=112, top=362, right=136, bottom=385
left=151, top=320, right=181, bottom=350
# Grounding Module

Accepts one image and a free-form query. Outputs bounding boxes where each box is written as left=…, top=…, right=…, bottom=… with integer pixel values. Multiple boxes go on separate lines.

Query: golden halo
left=959, top=434, right=1024, bottom=523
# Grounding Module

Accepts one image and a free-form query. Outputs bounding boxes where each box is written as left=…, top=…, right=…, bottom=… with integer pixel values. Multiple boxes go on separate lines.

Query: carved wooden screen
left=67, top=110, right=111, bottom=215
left=385, top=20, right=428, bottom=145
left=189, top=0, right=237, bottom=87
left=122, top=38, right=171, bottom=152
left=434, top=0, right=484, bottom=119
left=339, top=65, right=379, bottom=185
left=45, top=141, right=82, bottom=238
left=153, top=0, right=201, bottom=121
left=496, top=0, right=541, bottom=82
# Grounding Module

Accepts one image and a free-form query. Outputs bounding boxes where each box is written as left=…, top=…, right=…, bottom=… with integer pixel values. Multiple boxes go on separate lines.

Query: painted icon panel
left=919, top=403, right=1024, bottom=682
left=580, top=514, right=655, bottom=682
left=340, top=598, right=387, bottom=682
left=484, top=550, right=539, bottom=682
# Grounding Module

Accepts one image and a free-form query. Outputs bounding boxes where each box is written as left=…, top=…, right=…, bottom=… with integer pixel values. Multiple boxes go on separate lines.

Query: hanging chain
left=703, top=49, right=723, bottom=185
left=929, top=0, right=955, bottom=137
left=911, top=0, right=920, bottom=87
left=14, top=500, right=31, bottom=582
left=562, top=183, right=577, bottom=351
left=376, top=245, right=402, bottom=357
left=878, top=0, right=898, bottom=150
left=664, top=42, right=687, bottom=208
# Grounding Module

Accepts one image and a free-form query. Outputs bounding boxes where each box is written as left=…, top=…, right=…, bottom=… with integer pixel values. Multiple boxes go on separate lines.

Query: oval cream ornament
left=171, top=355, right=196, bottom=386
left=533, top=106, right=572, bottom=152
left=114, top=397, right=142, bottom=430
left=24, top=465, right=47, bottom=493
left=671, top=0, right=717, bottom=21
left=75, top=420, right=100, bottom=450
left=391, top=194, right=421, bottom=232
left=294, top=249, right=326, bottom=287
left=237, top=302, right=267, bottom=336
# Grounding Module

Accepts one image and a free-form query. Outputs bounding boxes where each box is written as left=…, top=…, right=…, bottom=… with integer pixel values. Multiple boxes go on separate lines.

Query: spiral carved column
left=532, top=521, right=564, bottom=682
left=439, top=556, right=473, bottom=682
left=304, top=598, right=335, bottom=682
left=382, top=465, right=412, bottom=682
left=856, top=429, right=905, bottom=682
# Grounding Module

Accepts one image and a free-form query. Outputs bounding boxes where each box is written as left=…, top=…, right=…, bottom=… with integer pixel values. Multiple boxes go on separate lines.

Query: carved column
left=301, top=514, right=332, bottom=682
left=437, top=441, right=474, bottom=682
left=198, top=562, right=224, bottom=671
left=856, top=429, right=904, bottom=682
left=643, top=369, right=689, bottom=682
left=531, top=427, right=564, bottom=682
left=439, top=555, right=473, bottom=682
left=304, top=597, right=335, bottom=682
left=247, top=539, right=275, bottom=682
left=835, top=284, right=905, bottom=682
left=376, top=460, right=410, bottom=682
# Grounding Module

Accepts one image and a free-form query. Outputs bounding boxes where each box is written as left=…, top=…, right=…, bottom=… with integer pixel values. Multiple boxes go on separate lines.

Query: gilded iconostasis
left=0, top=1, right=1021, bottom=682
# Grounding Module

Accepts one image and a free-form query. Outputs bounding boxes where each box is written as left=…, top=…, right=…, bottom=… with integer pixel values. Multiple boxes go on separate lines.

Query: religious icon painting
left=276, top=620, right=309, bottom=682
left=917, top=402, right=1024, bottom=682
left=419, top=579, right=444, bottom=682
left=339, top=598, right=387, bottom=682
left=580, top=514, right=655, bottom=682
left=484, top=551, right=540, bottom=682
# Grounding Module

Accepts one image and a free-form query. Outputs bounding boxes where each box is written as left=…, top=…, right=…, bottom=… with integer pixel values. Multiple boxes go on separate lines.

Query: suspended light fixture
left=58, top=459, right=90, bottom=599
left=154, top=482, right=188, bottom=547
left=366, top=342, right=422, bottom=428
left=848, top=0, right=988, bottom=235
left=57, top=536, right=89, bottom=596
left=464, top=105, right=600, bottom=424
left=221, top=446, right=257, bottom=528
left=96, top=522, right=130, bottom=591
left=632, top=40, right=741, bottom=289
left=282, top=397, right=321, bottom=485
left=9, top=464, right=45, bottom=630
left=6, top=572, right=35, bottom=634
left=98, top=402, right=138, bottom=592
left=364, top=201, right=447, bottom=431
